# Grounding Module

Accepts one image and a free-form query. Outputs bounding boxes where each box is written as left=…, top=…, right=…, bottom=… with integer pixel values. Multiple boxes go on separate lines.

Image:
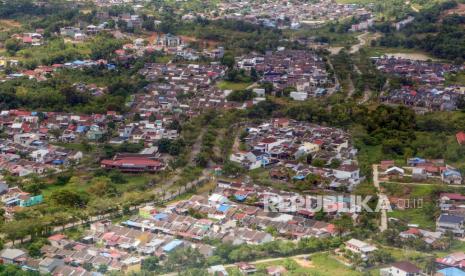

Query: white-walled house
left=230, top=151, right=262, bottom=170
left=379, top=261, right=423, bottom=276
left=333, top=164, right=360, bottom=183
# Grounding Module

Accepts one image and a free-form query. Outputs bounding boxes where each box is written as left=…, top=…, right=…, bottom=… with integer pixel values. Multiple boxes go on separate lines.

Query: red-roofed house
left=457, top=131, right=465, bottom=145
left=101, top=154, right=163, bottom=173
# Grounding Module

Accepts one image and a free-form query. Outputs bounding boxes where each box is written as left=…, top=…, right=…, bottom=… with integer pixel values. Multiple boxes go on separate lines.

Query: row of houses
left=380, top=85, right=463, bottom=112
left=5, top=59, right=114, bottom=82
left=373, top=57, right=462, bottom=84
left=380, top=158, right=463, bottom=185
left=100, top=153, right=164, bottom=173
left=0, top=109, right=122, bottom=175
left=215, top=0, right=371, bottom=29
left=0, top=185, right=43, bottom=219
left=237, top=50, right=333, bottom=96
left=136, top=62, right=258, bottom=116
left=60, top=23, right=109, bottom=41
left=374, top=56, right=465, bottom=111
left=215, top=179, right=363, bottom=223
left=230, top=118, right=361, bottom=189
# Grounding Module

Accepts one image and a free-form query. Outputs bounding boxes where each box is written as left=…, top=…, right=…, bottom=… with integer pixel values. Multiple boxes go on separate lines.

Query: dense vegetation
left=375, top=0, right=465, bottom=61
left=0, top=66, right=146, bottom=113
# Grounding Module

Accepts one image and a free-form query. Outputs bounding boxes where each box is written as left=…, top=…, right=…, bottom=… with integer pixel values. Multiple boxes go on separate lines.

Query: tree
left=1, top=220, right=29, bottom=244
left=222, top=161, right=244, bottom=176
left=166, top=247, right=207, bottom=272
left=83, top=263, right=93, bottom=271
left=333, top=214, right=354, bottom=235
left=178, top=268, right=209, bottom=276
left=260, top=82, right=273, bottom=94
left=141, top=256, right=160, bottom=272
left=265, top=226, right=278, bottom=237
left=221, top=53, right=235, bottom=68
left=226, top=90, right=255, bottom=102
left=51, top=189, right=89, bottom=208
left=368, top=249, right=394, bottom=266
left=311, top=159, right=325, bottom=167
left=250, top=68, right=259, bottom=81
left=5, top=39, right=21, bottom=55
left=87, top=176, right=117, bottom=197
left=283, top=258, right=298, bottom=271
left=195, top=152, right=209, bottom=168
left=97, top=264, right=108, bottom=274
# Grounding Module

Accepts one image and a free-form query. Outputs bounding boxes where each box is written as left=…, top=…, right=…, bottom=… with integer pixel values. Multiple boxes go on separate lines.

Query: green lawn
left=389, top=208, right=435, bottom=229
left=446, top=71, right=465, bottom=86
left=156, top=55, right=174, bottom=63
left=40, top=173, right=154, bottom=199
left=217, top=81, right=252, bottom=91
left=16, top=39, right=92, bottom=66
left=52, top=142, right=94, bottom=152
left=335, top=0, right=375, bottom=4
left=295, top=253, right=361, bottom=276
left=362, top=47, right=436, bottom=60
left=231, top=253, right=362, bottom=276
left=382, top=246, right=431, bottom=261
left=435, top=241, right=465, bottom=257
left=285, top=25, right=357, bottom=47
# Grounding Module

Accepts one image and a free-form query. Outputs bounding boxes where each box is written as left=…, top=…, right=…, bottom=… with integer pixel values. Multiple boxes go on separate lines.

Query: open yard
left=217, top=81, right=252, bottom=91
left=227, top=253, right=362, bottom=276
left=363, top=47, right=436, bottom=61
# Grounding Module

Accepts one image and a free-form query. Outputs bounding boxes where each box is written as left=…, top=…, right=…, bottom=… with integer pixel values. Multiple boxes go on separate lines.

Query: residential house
left=0, top=249, right=27, bottom=264
left=230, top=151, right=262, bottom=170
left=436, top=253, right=465, bottom=274
left=436, top=214, right=465, bottom=236
left=266, top=265, right=287, bottom=276
left=208, top=265, right=228, bottom=276
left=442, top=168, right=463, bottom=185
left=345, top=239, right=377, bottom=259
left=435, top=267, right=465, bottom=276
left=101, top=153, right=164, bottom=173
left=237, top=262, right=257, bottom=274
left=38, top=258, right=64, bottom=274
left=380, top=261, right=423, bottom=276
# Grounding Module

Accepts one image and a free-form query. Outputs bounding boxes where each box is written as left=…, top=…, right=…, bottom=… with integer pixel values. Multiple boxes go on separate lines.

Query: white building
left=290, top=91, right=309, bottom=101
left=345, top=239, right=377, bottom=259
left=380, top=261, right=423, bottom=276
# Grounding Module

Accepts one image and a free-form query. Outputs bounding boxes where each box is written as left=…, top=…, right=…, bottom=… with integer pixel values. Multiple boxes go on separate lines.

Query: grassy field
left=446, top=71, right=465, bottom=86
left=335, top=0, right=376, bottom=4
left=14, top=39, right=92, bottom=66
left=389, top=208, right=436, bottom=229
left=381, top=183, right=441, bottom=229
left=362, top=47, right=436, bottom=60
left=227, top=253, right=362, bottom=276
left=286, top=26, right=358, bottom=47
left=156, top=55, right=174, bottom=63
left=40, top=172, right=154, bottom=199
left=217, top=81, right=252, bottom=91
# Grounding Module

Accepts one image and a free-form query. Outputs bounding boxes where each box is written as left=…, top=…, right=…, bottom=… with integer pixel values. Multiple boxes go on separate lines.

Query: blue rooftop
left=52, top=160, right=64, bottom=165
left=162, top=240, right=183, bottom=252
left=123, top=220, right=139, bottom=227
left=437, top=267, right=465, bottom=276
left=409, top=157, right=426, bottom=163
left=234, top=194, right=247, bottom=201
left=76, top=126, right=88, bottom=133
left=444, top=169, right=461, bottom=177
left=293, top=175, right=305, bottom=180
left=153, top=213, right=168, bottom=221
left=217, top=204, right=231, bottom=213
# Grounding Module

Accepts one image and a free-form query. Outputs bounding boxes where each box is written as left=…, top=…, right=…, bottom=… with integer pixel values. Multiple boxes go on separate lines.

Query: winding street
left=373, top=164, right=388, bottom=232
